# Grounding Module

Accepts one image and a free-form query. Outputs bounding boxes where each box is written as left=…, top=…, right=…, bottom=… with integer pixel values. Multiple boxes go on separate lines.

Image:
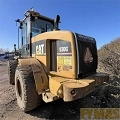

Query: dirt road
left=0, top=61, right=120, bottom=120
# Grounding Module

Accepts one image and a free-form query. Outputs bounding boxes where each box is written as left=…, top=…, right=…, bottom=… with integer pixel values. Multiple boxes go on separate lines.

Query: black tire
left=15, top=65, right=42, bottom=112
left=8, top=60, right=18, bottom=85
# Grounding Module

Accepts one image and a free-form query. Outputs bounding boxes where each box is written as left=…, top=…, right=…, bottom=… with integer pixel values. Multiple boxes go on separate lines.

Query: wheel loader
left=7, top=8, right=109, bottom=112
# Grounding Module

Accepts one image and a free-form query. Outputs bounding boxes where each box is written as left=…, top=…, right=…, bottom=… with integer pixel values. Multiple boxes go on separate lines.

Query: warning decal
left=84, top=47, right=93, bottom=63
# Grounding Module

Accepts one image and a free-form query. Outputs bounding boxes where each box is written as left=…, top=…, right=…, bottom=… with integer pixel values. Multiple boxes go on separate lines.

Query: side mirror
left=14, top=44, right=16, bottom=52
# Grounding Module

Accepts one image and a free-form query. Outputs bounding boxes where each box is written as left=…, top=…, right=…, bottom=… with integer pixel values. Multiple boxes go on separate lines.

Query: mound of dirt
left=88, top=37, right=120, bottom=108
left=97, top=37, right=120, bottom=77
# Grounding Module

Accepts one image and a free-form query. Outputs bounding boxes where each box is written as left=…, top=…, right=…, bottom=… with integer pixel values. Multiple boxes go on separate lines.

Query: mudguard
left=18, top=58, right=49, bottom=94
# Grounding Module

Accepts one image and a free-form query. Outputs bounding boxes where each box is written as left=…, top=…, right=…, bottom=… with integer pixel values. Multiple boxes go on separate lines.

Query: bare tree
left=5, top=48, right=10, bottom=52
left=0, top=48, right=10, bottom=54
left=0, top=48, right=4, bottom=54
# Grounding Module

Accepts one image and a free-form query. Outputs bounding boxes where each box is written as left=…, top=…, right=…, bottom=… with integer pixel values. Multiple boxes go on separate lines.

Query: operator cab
left=16, top=8, right=60, bottom=57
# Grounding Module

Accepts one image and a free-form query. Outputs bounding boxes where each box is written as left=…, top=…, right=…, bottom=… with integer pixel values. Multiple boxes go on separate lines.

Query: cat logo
left=36, top=44, right=44, bottom=55
left=84, top=47, right=93, bottom=63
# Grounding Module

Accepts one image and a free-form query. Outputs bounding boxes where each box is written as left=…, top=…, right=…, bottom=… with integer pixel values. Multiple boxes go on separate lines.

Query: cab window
left=32, top=19, right=53, bottom=37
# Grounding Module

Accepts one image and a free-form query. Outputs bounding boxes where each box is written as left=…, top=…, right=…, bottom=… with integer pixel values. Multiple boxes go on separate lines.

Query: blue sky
left=0, top=0, right=120, bottom=51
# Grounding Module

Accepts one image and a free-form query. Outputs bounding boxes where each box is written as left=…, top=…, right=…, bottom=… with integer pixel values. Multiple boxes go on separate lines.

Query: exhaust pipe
left=54, top=15, right=60, bottom=30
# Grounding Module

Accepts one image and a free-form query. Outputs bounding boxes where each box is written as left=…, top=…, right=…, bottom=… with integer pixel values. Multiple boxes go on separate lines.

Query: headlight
left=70, top=90, right=76, bottom=96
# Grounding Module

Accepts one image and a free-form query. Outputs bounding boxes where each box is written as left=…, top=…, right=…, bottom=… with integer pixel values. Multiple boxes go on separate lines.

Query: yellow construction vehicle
left=7, top=8, right=109, bottom=112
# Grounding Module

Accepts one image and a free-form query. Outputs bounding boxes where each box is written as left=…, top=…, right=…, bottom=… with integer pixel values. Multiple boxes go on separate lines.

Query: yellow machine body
left=17, top=30, right=109, bottom=102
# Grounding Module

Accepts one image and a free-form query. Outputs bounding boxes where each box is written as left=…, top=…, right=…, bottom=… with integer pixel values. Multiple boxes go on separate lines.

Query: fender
left=18, top=58, right=49, bottom=94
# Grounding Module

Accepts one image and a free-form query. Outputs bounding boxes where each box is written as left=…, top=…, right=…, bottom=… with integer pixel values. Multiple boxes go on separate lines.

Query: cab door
left=21, top=19, right=31, bottom=57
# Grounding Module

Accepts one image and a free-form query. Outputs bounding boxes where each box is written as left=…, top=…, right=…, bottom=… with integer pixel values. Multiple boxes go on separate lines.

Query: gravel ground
left=0, top=60, right=120, bottom=120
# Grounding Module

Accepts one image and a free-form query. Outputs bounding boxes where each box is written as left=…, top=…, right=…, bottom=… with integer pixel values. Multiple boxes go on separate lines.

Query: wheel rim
left=17, top=78, right=22, bottom=99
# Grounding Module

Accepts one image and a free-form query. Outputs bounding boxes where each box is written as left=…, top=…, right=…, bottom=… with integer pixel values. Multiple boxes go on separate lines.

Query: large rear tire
left=15, top=65, right=42, bottom=112
left=8, top=60, right=17, bottom=85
